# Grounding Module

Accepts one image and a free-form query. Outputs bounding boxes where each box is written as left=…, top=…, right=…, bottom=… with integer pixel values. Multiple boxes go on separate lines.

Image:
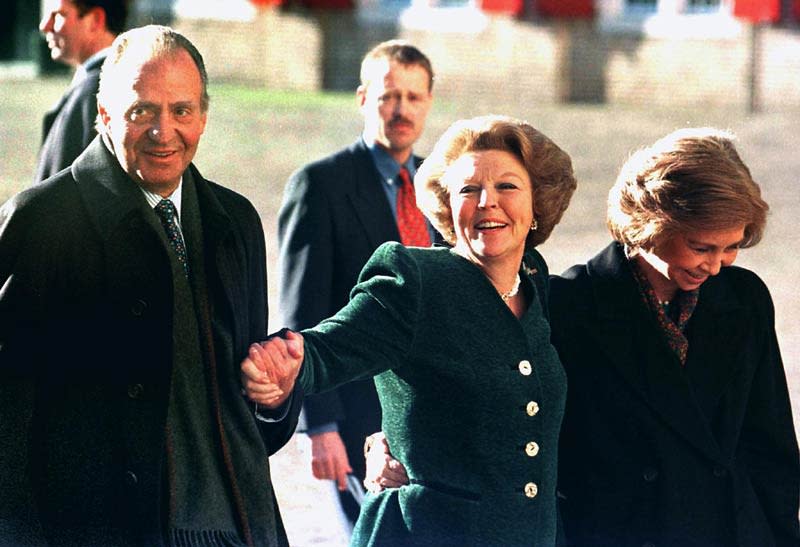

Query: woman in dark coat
left=243, top=115, right=577, bottom=546
left=551, top=128, right=800, bottom=547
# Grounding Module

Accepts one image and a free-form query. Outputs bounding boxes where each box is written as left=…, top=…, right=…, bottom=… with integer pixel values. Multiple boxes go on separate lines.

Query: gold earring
left=530, top=219, right=538, bottom=231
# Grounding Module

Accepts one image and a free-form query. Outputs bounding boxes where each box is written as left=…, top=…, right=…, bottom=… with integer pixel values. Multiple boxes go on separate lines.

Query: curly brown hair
left=415, top=115, right=577, bottom=248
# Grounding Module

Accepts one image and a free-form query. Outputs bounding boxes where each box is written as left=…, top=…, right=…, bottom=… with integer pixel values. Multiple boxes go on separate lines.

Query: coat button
left=124, top=471, right=138, bottom=486
left=518, top=360, right=532, bottom=376
left=524, top=482, right=538, bottom=498
left=713, top=466, right=727, bottom=478
left=526, top=401, right=540, bottom=416
left=130, top=299, right=148, bottom=316
left=127, top=383, right=144, bottom=399
left=525, top=441, right=540, bottom=457
left=642, top=467, right=659, bottom=482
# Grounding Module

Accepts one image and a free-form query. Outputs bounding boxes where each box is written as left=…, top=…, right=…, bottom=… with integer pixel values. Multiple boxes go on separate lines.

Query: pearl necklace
left=499, top=275, right=521, bottom=302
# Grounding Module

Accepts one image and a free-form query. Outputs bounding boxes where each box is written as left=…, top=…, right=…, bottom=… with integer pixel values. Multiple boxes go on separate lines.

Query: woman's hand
left=241, top=330, right=304, bottom=409
left=363, top=431, right=409, bottom=493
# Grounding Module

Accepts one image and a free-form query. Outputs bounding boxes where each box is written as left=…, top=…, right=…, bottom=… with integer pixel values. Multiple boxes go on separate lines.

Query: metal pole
left=746, top=21, right=762, bottom=114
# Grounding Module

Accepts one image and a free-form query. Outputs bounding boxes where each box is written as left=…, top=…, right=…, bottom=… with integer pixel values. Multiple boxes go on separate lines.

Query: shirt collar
left=140, top=179, right=185, bottom=221
left=363, top=136, right=417, bottom=184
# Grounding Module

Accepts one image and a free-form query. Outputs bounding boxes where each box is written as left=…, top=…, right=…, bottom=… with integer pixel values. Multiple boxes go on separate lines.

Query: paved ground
left=2, top=76, right=798, bottom=546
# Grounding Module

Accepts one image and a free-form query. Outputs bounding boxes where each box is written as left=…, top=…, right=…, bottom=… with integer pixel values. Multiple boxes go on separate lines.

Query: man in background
left=278, top=39, right=435, bottom=526
left=0, top=25, right=300, bottom=546
left=34, top=0, right=127, bottom=183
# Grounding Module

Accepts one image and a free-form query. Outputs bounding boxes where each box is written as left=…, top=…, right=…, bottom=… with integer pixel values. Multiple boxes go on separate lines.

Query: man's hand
left=363, top=431, right=409, bottom=493
left=310, top=431, right=352, bottom=491
left=241, top=330, right=304, bottom=409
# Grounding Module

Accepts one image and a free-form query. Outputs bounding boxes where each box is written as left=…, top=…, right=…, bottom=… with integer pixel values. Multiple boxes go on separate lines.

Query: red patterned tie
left=396, top=167, right=431, bottom=247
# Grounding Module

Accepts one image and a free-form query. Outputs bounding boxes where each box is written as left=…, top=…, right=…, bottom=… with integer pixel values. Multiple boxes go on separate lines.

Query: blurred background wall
left=3, top=0, right=799, bottom=111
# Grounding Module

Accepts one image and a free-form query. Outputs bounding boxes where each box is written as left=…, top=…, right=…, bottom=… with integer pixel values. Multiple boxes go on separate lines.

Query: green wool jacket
left=299, top=242, right=566, bottom=546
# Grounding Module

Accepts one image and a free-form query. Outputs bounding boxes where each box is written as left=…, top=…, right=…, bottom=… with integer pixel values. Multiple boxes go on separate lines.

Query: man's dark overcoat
left=0, top=138, right=301, bottom=546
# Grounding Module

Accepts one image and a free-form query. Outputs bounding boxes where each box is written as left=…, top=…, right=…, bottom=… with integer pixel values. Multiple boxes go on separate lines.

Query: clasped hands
left=240, top=330, right=304, bottom=409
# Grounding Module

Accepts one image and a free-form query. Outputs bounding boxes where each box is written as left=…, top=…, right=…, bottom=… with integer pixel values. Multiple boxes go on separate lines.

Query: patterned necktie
left=154, top=199, right=190, bottom=278
left=396, top=167, right=431, bottom=247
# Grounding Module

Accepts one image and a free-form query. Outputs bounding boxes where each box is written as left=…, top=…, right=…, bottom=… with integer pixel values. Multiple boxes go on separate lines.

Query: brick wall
left=602, top=35, right=749, bottom=107
left=174, top=9, right=800, bottom=111
left=175, top=10, right=322, bottom=90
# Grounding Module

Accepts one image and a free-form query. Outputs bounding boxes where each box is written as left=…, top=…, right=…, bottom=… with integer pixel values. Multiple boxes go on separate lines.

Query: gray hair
left=96, top=25, right=209, bottom=133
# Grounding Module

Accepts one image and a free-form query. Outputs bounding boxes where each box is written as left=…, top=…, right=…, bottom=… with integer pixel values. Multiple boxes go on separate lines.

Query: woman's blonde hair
left=415, top=115, right=577, bottom=248
left=607, top=127, right=768, bottom=251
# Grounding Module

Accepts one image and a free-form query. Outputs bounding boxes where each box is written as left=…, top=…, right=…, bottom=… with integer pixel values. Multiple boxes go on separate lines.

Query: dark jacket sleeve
left=299, top=242, right=420, bottom=395
left=737, top=273, right=800, bottom=546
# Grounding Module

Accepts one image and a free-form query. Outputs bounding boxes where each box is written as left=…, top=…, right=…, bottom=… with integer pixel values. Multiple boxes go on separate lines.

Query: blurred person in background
left=34, top=0, right=127, bottom=184
left=277, top=39, right=435, bottom=527
left=245, top=115, right=577, bottom=546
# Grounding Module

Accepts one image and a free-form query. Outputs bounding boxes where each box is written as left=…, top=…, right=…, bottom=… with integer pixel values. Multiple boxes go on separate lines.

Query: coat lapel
left=586, top=243, right=725, bottom=463
left=71, top=136, right=153, bottom=240
left=188, top=166, right=244, bottom=345
left=71, top=138, right=236, bottom=301
left=345, top=140, right=402, bottom=249
left=682, top=275, right=749, bottom=457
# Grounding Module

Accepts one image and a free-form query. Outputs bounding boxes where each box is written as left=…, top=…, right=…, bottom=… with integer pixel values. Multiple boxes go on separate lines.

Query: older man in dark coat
left=0, top=25, right=300, bottom=546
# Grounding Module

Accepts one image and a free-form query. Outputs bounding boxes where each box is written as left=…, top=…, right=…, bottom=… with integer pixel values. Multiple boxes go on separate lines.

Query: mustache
left=388, top=116, right=413, bottom=127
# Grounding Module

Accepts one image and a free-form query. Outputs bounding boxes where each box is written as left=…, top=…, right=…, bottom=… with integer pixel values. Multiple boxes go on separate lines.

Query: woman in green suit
left=242, top=115, right=577, bottom=546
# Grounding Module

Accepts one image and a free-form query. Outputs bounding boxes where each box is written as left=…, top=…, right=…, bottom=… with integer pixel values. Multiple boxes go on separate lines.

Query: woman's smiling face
left=447, top=149, right=533, bottom=268
left=638, top=226, right=745, bottom=298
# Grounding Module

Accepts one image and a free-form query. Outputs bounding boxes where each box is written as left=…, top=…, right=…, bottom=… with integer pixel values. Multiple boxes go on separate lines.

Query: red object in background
left=794, top=0, right=800, bottom=21
left=249, top=0, right=283, bottom=7
left=537, top=0, right=593, bottom=18
left=481, top=0, right=524, bottom=15
left=733, top=0, right=780, bottom=22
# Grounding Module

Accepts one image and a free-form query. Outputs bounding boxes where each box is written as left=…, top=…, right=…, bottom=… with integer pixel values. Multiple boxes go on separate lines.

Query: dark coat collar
left=586, top=242, right=745, bottom=317
left=581, top=242, right=747, bottom=463
left=71, top=136, right=232, bottom=247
